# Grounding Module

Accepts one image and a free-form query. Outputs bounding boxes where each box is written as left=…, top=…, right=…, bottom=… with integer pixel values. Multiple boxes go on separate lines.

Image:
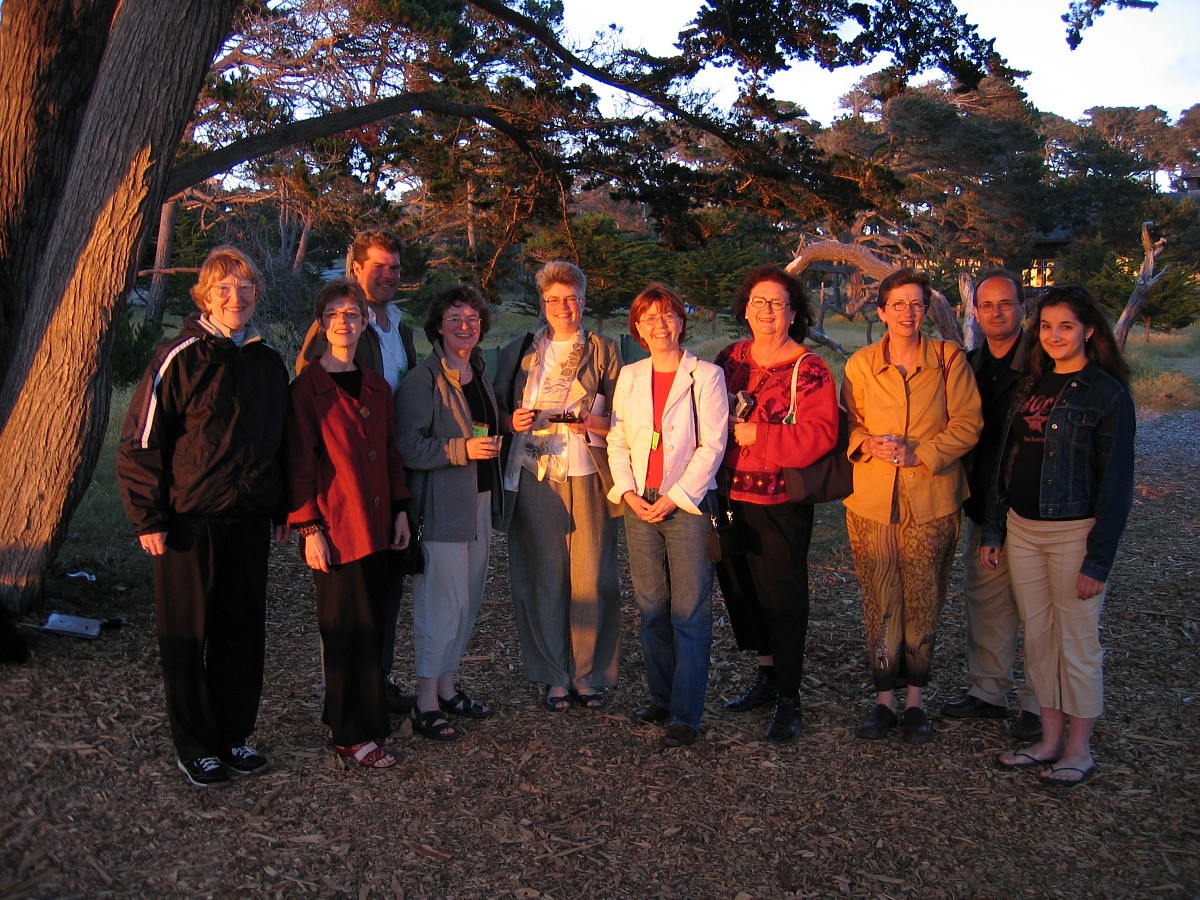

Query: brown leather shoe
left=662, top=723, right=699, bottom=747
left=1009, top=710, right=1044, bottom=741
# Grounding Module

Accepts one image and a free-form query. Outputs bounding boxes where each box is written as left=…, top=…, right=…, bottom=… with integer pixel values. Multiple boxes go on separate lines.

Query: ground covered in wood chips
left=2, top=410, right=1197, bottom=899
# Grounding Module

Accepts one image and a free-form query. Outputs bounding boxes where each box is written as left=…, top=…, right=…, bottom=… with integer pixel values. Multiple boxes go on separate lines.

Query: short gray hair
left=535, top=261, right=586, bottom=298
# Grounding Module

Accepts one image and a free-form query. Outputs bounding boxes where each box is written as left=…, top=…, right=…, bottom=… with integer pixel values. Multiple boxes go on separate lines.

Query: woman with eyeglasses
left=395, top=284, right=502, bottom=741
left=493, top=261, right=623, bottom=712
left=118, top=246, right=289, bottom=788
left=607, top=284, right=728, bottom=747
left=287, top=279, right=411, bottom=769
left=841, top=267, right=982, bottom=744
left=713, top=264, right=839, bottom=742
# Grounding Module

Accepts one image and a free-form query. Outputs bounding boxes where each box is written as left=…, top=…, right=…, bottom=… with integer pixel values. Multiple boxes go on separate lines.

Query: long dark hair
left=1017, top=284, right=1130, bottom=397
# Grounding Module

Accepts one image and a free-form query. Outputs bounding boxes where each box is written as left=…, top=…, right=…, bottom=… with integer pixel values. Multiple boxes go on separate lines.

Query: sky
left=560, top=0, right=1199, bottom=126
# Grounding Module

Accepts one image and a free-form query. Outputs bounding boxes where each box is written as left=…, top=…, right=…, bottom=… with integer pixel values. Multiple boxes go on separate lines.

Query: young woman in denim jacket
left=983, top=285, right=1135, bottom=788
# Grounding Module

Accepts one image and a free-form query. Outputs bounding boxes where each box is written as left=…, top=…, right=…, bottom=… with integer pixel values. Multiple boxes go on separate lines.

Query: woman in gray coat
left=493, top=262, right=623, bottom=712
left=395, top=284, right=503, bottom=741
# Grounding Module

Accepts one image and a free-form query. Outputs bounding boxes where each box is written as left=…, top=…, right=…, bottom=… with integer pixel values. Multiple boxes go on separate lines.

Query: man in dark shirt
left=942, top=269, right=1042, bottom=741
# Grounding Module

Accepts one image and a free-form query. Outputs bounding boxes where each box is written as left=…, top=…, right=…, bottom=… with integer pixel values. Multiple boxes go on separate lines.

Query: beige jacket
left=840, top=334, right=982, bottom=525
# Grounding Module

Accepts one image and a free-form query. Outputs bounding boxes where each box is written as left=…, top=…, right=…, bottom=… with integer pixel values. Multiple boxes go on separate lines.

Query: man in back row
left=297, top=228, right=418, bottom=715
left=942, top=268, right=1042, bottom=741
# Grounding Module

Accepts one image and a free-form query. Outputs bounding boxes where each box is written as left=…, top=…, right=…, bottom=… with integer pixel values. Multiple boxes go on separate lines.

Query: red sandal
left=335, top=740, right=397, bottom=769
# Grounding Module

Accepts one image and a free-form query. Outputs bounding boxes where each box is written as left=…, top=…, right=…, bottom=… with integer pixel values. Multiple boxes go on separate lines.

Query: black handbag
left=782, top=404, right=853, bottom=504
left=394, top=518, right=424, bottom=576
left=777, top=354, right=853, bottom=505
left=702, top=492, right=742, bottom=563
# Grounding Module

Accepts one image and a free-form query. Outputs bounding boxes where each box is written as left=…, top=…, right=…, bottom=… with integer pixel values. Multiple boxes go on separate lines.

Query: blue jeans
left=623, top=502, right=714, bottom=730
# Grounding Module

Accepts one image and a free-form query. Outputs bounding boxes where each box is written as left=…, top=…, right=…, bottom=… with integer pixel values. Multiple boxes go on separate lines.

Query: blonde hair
left=190, top=246, right=264, bottom=311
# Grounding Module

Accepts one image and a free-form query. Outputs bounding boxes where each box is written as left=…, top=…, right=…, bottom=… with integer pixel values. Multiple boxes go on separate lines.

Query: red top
left=645, top=367, right=678, bottom=490
left=286, top=362, right=410, bottom=565
left=714, top=339, right=838, bottom=505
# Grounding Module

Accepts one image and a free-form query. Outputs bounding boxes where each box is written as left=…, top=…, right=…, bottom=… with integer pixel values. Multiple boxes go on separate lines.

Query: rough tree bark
left=0, top=0, right=240, bottom=611
left=1113, top=221, right=1167, bottom=350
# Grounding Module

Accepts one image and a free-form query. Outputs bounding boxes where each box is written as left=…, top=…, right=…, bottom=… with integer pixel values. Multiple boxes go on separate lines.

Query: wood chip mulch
left=2, top=410, right=1197, bottom=898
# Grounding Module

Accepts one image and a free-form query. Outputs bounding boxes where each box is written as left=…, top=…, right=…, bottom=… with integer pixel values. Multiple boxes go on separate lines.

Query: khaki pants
left=1005, top=511, right=1105, bottom=719
left=961, top=520, right=1039, bottom=714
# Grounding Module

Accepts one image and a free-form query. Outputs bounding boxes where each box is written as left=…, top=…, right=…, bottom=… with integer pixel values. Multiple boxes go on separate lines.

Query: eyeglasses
left=212, top=282, right=255, bottom=299
left=747, top=297, right=788, bottom=311
left=323, top=309, right=362, bottom=323
left=445, top=316, right=481, bottom=330
left=977, top=300, right=1018, bottom=313
left=640, top=314, right=677, bottom=326
left=885, top=300, right=927, bottom=313
left=543, top=295, right=581, bottom=306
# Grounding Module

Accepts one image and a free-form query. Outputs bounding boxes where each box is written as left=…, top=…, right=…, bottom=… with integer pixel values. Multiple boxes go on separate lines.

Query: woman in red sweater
left=287, top=279, right=412, bottom=769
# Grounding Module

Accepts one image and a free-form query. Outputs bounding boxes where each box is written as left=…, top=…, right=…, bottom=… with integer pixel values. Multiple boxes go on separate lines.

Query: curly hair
left=731, top=264, right=813, bottom=343
left=422, top=283, right=493, bottom=345
left=1017, top=283, right=1131, bottom=397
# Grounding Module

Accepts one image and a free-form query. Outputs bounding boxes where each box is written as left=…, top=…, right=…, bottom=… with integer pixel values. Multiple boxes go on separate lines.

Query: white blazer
left=606, top=351, right=729, bottom=515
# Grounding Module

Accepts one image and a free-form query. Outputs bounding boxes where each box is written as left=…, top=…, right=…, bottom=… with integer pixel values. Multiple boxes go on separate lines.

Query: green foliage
left=110, top=308, right=163, bottom=387
left=1058, top=236, right=1200, bottom=333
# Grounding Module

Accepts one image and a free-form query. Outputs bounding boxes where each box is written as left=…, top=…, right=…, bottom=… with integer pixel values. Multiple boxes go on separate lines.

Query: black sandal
left=438, top=690, right=493, bottom=720
left=543, top=692, right=571, bottom=713
left=409, top=707, right=460, bottom=742
left=571, top=689, right=607, bottom=711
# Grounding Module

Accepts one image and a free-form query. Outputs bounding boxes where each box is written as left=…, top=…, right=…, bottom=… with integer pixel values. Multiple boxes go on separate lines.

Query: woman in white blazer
left=607, top=284, right=729, bottom=747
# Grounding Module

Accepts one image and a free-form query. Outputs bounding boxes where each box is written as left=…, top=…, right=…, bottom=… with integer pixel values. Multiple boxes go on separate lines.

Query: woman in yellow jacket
left=841, top=268, right=982, bottom=745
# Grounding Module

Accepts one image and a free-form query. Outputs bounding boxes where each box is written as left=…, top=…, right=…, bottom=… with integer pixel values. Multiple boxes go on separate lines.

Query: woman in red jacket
left=287, top=279, right=412, bottom=769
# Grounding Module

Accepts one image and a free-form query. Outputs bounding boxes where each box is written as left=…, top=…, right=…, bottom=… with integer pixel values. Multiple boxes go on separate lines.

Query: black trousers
left=314, top=551, right=390, bottom=747
left=716, top=500, right=815, bottom=698
left=154, top=517, right=269, bottom=760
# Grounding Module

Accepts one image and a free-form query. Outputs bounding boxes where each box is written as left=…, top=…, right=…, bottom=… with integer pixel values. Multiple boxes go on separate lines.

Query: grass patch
left=58, top=385, right=143, bottom=577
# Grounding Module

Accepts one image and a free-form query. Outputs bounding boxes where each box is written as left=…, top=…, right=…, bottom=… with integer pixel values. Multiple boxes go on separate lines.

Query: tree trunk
left=144, top=199, right=178, bottom=329
left=0, top=0, right=239, bottom=611
left=292, top=218, right=313, bottom=274
left=959, top=271, right=981, bottom=351
left=1114, top=221, right=1167, bottom=350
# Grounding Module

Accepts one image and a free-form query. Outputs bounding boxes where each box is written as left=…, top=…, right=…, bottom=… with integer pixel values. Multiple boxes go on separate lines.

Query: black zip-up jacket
left=117, top=314, right=289, bottom=535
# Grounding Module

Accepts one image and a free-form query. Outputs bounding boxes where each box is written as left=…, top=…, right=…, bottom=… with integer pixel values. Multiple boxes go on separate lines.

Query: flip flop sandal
left=996, top=750, right=1057, bottom=770
left=410, top=707, right=461, bottom=741
left=543, top=693, right=571, bottom=713
left=439, top=690, right=493, bottom=719
left=1038, top=764, right=1097, bottom=789
left=335, top=740, right=397, bottom=769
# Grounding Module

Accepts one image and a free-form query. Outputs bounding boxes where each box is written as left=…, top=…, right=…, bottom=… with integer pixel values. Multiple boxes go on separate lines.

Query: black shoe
left=724, top=671, right=778, bottom=712
left=219, top=744, right=270, bottom=776
left=1009, top=710, right=1044, bottom=742
left=940, top=694, right=1006, bottom=719
left=856, top=704, right=897, bottom=740
left=632, top=703, right=670, bottom=725
left=177, top=756, right=231, bottom=788
left=662, top=723, right=699, bottom=747
left=901, top=707, right=935, bottom=745
left=764, top=697, right=803, bottom=743
left=384, top=683, right=416, bottom=715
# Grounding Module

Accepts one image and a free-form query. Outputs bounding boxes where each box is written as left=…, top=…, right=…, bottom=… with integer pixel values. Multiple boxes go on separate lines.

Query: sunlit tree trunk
left=0, top=0, right=239, bottom=611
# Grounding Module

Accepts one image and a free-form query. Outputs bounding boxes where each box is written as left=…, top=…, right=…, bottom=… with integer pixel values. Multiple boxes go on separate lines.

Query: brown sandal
left=335, top=740, right=397, bottom=769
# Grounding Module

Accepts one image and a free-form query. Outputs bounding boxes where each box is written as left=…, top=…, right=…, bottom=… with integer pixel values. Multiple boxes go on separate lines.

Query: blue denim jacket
left=983, top=361, right=1135, bottom=582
